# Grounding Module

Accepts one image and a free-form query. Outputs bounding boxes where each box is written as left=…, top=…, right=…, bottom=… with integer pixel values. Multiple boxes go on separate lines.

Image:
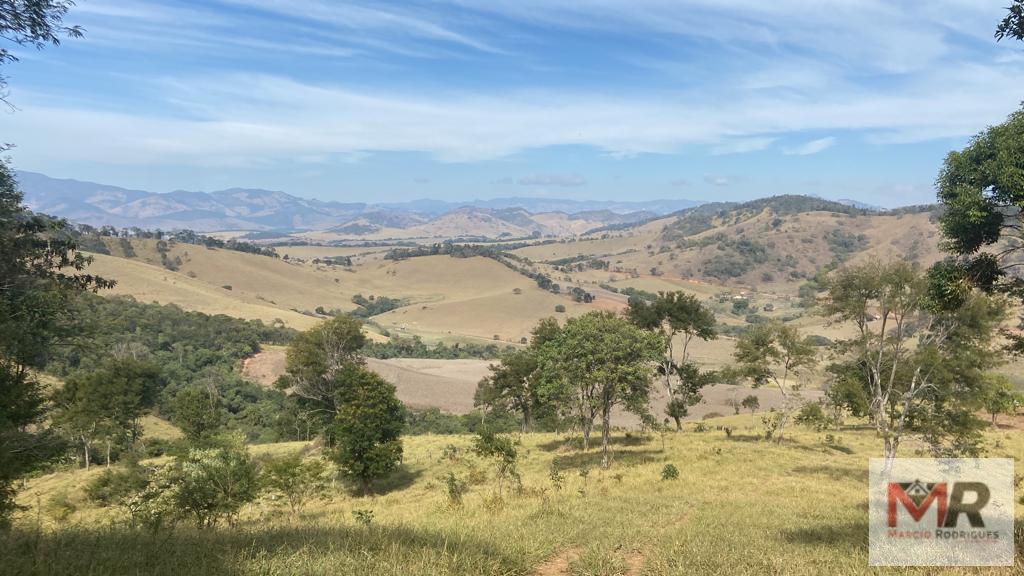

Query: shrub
left=472, top=429, right=520, bottom=497
left=173, top=440, right=260, bottom=528
left=554, top=304, right=566, bottom=313
left=85, top=460, right=151, bottom=507
left=352, top=508, right=374, bottom=526
left=661, top=464, right=680, bottom=481
left=260, top=453, right=330, bottom=514
left=442, top=471, right=466, bottom=507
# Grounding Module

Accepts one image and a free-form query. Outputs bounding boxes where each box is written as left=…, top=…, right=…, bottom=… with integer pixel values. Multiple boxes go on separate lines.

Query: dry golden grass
left=10, top=422, right=1024, bottom=575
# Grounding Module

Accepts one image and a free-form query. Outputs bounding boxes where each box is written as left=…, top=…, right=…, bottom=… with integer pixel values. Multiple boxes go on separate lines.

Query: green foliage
left=352, top=508, right=374, bottom=525
left=52, top=357, right=161, bottom=467
left=660, top=464, right=679, bottom=481
left=472, top=429, right=519, bottom=497
left=85, top=458, right=151, bottom=507
left=350, top=294, right=403, bottom=318
left=996, top=1, right=1024, bottom=42
left=43, top=294, right=295, bottom=442
left=823, top=229, right=868, bottom=262
left=260, top=452, right=330, bottom=514
left=539, top=311, right=664, bottom=467
left=173, top=439, right=260, bottom=528
left=285, top=315, right=366, bottom=421
left=0, top=160, right=110, bottom=527
left=363, top=335, right=508, bottom=360
left=441, top=471, right=467, bottom=507
left=740, top=395, right=760, bottom=414
left=793, top=402, right=832, bottom=431
left=173, top=387, right=227, bottom=446
left=936, top=105, right=1024, bottom=322
left=822, top=259, right=1007, bottom=459
left=475, top=318, right=562, bottom=432
left=982, top=374, right=1023, bottom=427
left=329, top=366, right=405, bottom=493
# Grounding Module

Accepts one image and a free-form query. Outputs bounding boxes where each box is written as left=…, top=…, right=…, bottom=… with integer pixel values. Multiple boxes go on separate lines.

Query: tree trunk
left=581, top=418, right=592, bottom=451
left=672, top=415, right=682, bottom=431
left=600, top=404, right=612, bottom=469
left=522, top=403, right=532, bottom=434
left=106, top=441, right=112, bottom=468
left=82, top=436, right=90, bottom=470
left=882, top=436, right=899, bottom=473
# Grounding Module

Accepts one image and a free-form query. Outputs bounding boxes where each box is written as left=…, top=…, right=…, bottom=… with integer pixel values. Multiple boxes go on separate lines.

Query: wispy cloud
left=783, top=136, right=836, bottom=156
left=705, top=175, right=731, bottom=187
left=711, top=137, right=776, bottom=155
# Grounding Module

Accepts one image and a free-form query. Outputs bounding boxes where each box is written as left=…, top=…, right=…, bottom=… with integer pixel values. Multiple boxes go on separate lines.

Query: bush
left=260, top=453, right=330, bottom=514
left=85, top=460, right=151, bottom=507
left=794, top=402, right=833, bottom=431
left=554, top=304, right=566, bottom=313
left=173, top=440, right=260, bottom=528
left=661, top=464, right=679, bottom=481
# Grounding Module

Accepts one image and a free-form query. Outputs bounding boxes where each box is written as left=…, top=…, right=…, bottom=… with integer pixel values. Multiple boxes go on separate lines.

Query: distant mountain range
left=15, top=171, right=702, bottom=234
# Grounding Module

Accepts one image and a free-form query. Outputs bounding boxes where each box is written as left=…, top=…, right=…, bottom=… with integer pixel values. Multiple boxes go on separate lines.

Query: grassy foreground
left=4, top=415, right=1024, bottom=575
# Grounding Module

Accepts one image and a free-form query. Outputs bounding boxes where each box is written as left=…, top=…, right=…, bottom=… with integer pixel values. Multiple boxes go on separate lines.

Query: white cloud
left=705, top=175, right=731, bottom=187
left=783, top=136, right=836, bottom=156
left=711, top=137, right=776, bottom=155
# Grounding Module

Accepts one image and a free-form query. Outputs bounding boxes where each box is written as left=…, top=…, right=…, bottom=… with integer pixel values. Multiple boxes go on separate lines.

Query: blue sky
left=3, top=0, right=1023, bottom=207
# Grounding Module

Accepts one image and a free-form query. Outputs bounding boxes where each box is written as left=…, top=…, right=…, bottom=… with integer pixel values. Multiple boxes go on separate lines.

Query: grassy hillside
left=8, top=421, right=1024, bottom=575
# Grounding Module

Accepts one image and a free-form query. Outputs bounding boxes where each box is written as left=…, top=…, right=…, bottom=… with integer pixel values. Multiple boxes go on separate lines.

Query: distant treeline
left=363, top=335, right=513, bottom=360
left=70, top=224, right=280, bottom=258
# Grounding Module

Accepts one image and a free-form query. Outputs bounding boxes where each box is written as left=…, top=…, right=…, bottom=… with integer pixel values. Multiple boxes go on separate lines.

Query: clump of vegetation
left=661, top=464, right=679, bottom=481
left=260, top=452, right=330, bottom=514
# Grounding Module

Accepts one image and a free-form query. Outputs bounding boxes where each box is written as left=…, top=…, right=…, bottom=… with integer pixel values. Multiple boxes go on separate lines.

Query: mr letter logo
left=887, top=481, right=988, bottom=529
left=869, top=459, right=1013, bottom=566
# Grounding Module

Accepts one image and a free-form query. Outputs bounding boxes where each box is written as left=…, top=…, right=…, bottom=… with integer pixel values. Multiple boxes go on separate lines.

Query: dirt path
left=533, top=547, right=580, bottom=576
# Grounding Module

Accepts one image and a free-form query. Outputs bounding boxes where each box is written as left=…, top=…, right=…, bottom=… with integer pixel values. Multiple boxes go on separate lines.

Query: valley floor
left=6, top=416, right=1024, bottom=575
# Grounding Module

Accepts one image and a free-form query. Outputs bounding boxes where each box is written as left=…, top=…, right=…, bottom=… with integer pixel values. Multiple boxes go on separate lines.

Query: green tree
left=982, top=374, right=1022, bottom=428
left=472, top=428, right=519, bottom=498
left=173, top=387, right=227, bottom=446
left=822, top=260, right=1006, bottom=465
left=740, top=394, right=760, bottom=417
left=260, top=452, right=329, bottom=515
left=285, top=315, right=366, bottom=421
left=329, top=365, right=404, bottom=494
left=539, top=311, right=663, bottom=468
left=173, top=439, right=260, bottom=528
left=996, top=0, right=1024, bottom=42
left=475, top=317, right=561, bottom=432
left=733, top=321, right=816, bottom=442
left=934, top=105, right=1024, bottom=352
left=52, top=358, right=160, bottom=468
left=0, top=164, right=110, bottom=526
left=626, top=292, right=717, bottom=430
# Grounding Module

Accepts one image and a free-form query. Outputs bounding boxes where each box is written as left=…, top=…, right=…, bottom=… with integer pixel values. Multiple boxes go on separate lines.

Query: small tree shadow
left=367, top=465, right=423, bottom=495
left=551, top=448, right=662, bottom=470
left=790, top=464, right=866, bottom=482
left=781, top=520, right=869, bottom=551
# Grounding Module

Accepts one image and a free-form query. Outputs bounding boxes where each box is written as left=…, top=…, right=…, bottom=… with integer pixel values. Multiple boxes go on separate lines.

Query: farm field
left=8, top=420, right=1024, bottom=576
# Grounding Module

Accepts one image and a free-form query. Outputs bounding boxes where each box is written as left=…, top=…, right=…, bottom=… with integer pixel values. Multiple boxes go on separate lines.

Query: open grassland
left=82, top=252, right=322, bottom=329
left=7, top=421, right=1024, bottom=575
